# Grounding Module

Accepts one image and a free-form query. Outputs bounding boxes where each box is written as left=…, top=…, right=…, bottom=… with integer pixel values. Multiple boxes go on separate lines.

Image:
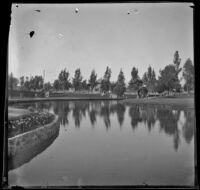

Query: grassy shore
left=121, top=97, right=194, bottom=109
left=8, top=96, right=123, bottom=105
left=8, top=107, right=31, bottom=119
left=8, top=95, right=195, bottom=109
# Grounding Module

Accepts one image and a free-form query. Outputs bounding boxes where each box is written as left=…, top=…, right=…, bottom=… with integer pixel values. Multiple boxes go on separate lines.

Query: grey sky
left=9, top=3, right=193, bottom=84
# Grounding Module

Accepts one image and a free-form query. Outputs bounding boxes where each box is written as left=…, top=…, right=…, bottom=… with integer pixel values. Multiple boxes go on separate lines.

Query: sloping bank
left=120, top=97, right=195, bottom=109
left=8, top=114, right=59, bottom=171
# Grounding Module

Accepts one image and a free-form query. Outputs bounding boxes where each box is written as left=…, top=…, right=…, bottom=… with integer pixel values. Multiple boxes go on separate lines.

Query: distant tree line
left=8, top=75, right=44, bottom=91
left=8, top=51, right=194, bottom=97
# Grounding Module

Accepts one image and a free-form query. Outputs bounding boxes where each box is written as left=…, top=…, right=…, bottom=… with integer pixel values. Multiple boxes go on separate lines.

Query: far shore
left=120, top=97, right=194, bottom=109
left=8, top=97, right=124, bottom=105
left=8, top=95, right=195, bottom=109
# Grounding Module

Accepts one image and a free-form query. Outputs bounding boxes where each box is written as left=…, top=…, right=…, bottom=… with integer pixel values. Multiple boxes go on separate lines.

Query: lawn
left=121, top=96, right=194, bottom=109
left=8, top=107, right=31, bottom=119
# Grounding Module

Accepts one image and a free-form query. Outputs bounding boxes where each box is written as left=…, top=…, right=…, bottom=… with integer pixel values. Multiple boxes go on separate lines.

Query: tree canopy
left=29, top=75, right=44, bottom=91
left=8, top=73, right=19, bottom=90
left=113, top=69, right=126, bottom=97
left=155, top=51, right=182, bottom=93
left=129, top=67, right=143, bottom=91
left=13, top=50, right=194, bottom=96
left=182, top=58, right=194, bottom=93
left=88, top=70, right=97, bottom=91
left=73, top=68, right=83, bottom=91
left=142, top=65, right=157, bottom=92
left=58, top=69, right=71, bottom=90
left=173, top=51, right=182, bottom=74
left=53, top=79, right=60, bottom=90
left=101, top=66, right=111, bottom=92
left=44, top=82, right=52, bottom=91
left=158, top=65, right=180, bottom=93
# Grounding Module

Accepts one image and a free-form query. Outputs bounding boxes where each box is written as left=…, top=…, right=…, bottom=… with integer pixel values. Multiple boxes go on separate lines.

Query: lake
left=8, top=100, right=195, bottom=186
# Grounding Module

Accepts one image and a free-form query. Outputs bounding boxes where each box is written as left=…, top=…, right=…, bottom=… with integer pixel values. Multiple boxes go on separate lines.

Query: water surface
left=8, top=101, right=195, bottom=186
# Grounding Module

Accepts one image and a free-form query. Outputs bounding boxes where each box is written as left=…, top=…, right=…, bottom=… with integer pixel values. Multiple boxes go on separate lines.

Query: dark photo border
left=1, top=0, right=199, bottom=189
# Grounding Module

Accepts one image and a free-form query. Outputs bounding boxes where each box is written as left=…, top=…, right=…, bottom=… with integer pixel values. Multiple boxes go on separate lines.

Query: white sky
left=9, top=3, right=193, bottom=84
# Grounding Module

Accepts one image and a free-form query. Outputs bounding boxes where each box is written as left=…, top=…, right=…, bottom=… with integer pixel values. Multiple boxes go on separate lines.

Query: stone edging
left=8, top=115, right=59, bottom=158
left=8, top=115, right=58, bottom=140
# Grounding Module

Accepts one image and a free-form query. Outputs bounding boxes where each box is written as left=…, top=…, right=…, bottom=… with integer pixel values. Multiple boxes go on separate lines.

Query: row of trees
left=8, top=51, right=194, bottom=96
left=53, top=68, right=95, bottom=91
left=8, top=74, right=44, bottom=91
left=127, top=51, right=194, bottom=94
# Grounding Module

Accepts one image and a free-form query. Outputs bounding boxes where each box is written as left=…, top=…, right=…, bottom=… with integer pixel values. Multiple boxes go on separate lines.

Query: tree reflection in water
left=129, top=105, right=142, bottom=131
left=88, top=101, right=102, bottom=127
left=156, top=107, right=181, bottom=151
left=89, top=109, right=97, bottom=127
left=72, top=101, right=90, bottom=128
left=100, top=101, right=111, bottom=130
left=72, top=102, right=82, bottom=128
left=139, top=105, right=156, bottom=132
left=36, top=102, right=51, bottom=112
left=48, top=101, right=195, bottom=151
left=182, top=110, right=195, bottom=144
left=112, top=103, right=126, bottom=128
left=127, top=104, right=194, bottom=151
left=53, top=102, right=70, bottom=129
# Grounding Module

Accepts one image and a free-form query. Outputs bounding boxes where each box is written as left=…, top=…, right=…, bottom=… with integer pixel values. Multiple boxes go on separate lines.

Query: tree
left=173, top=51, right=182, bottom=74
left=53, top=79, right=60, bottom=90
left=8, top=73, right=19, bottom=90
left=73, top=68, right=83, bottom=91
left=142, top=72, right=148, bottom=86
left=29, top=75, right=43, bottom=91
left=29, top=76, right=34, bottom=90
left=113, top=69, right=126, bottom=97
left=82, top=80, right=89, bottom=90
left=110, top=81, right=117, bottom=92
left=158, top=65, right=180, bottom=94
left=100, top=66, right=111, bottom=92
left=173, top=51, right=182, bottom=92
left=128, top=67, right=143, bottom=91
left=182, top=58, right=194, bottom=93
left=142, top=65, right=157, bottom=92
left=154, top=80, right=165, bottom=93
left=88, top=70, right=97, bottom=92
left=129, top=78, right=143, bottom=92
left=58, top=69, right=70, bottom=90
left=20, top=76, right=25, bottom=90
left=24, top=76, right=30, bottom=90
left=44, top=82, right=52, bottom=91
left=131, top=67, right=139, bottom=80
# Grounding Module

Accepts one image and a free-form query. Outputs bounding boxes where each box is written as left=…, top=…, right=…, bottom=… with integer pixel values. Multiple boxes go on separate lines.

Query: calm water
left=8, top=101, right=195, bottom=186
